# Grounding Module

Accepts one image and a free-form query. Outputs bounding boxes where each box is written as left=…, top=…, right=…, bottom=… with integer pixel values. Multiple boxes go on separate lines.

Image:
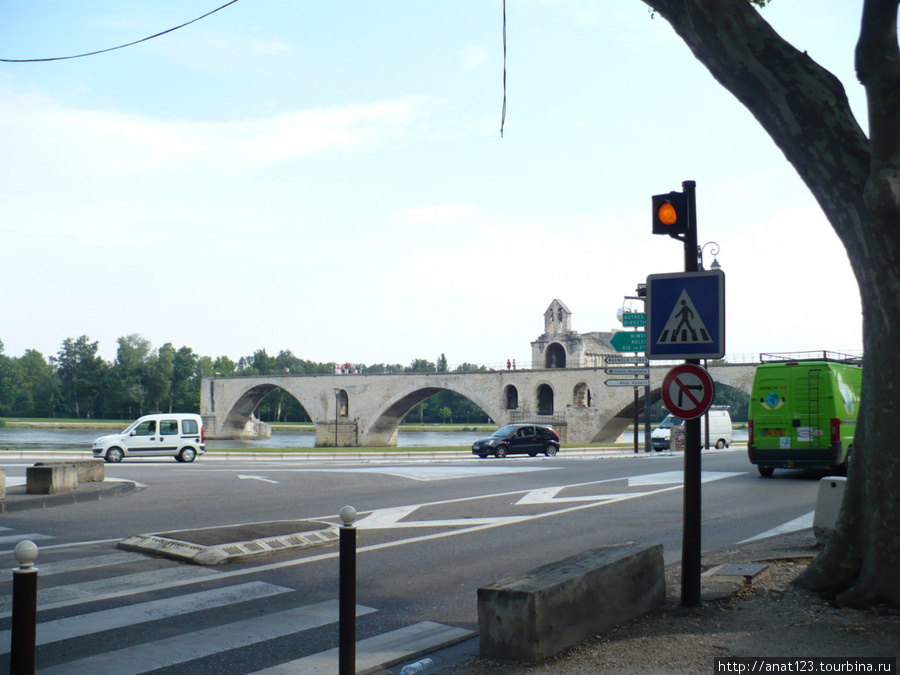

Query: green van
left=747, top=352, right=862, bottom=477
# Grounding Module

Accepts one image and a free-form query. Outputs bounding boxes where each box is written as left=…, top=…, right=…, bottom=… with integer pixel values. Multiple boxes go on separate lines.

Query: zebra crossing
left=0, top=531, right=473, bottom=674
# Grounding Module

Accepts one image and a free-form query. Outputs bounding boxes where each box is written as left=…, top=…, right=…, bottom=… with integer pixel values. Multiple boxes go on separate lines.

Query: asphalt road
left=0, top=447, right=824, bottom=673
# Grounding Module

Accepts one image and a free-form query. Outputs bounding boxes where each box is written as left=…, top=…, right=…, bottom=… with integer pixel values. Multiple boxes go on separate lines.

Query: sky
left=0, top=0, right=867, bottom=369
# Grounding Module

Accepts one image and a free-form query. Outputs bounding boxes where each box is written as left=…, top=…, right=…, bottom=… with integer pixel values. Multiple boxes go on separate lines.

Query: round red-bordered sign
left=661, top=364, right=715, bottom=420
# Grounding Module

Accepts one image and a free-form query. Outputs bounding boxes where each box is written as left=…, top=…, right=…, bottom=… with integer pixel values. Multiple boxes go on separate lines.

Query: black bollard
left=338, top=506, right=357, bottom=675
left=10, top=540, right=39, bottom=675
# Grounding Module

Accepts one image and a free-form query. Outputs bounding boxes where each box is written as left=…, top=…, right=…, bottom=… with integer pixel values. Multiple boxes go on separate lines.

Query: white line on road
left=739, top=511, right=815, bottom=543
left=36, top=600, right=377, bottom=675
left=0, top=581, right=292, bottom=653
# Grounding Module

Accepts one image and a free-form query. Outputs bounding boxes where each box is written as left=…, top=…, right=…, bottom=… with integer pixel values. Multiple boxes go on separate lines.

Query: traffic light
left=652, top=191, right=690, bottom=238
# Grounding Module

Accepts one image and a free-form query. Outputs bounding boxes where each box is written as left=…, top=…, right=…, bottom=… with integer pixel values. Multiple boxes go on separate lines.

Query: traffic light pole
left=681, top=180, right=702, bottom=608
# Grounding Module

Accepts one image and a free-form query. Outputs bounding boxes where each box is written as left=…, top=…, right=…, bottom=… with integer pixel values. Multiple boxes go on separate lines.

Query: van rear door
left=791, top=367, right=828, bottom=450
left=751, top=376, right=790, bottom=449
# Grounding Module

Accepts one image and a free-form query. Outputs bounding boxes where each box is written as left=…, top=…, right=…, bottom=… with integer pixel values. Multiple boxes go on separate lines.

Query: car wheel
left=758, top=466, right=775, bottom=477
left=715, top=439, right=726, bottom=449
left=476, top=453, right=488, bottom=459
left=178, top=447, right=197, bottom=463
left=495, top=445, right=508, bottom=458
left=544, top=444, right=558, bottom=457
left=106, top=447, right=124, bottom=463
left=528, top=451, right=538, bottom=457
left=653, top=446, right=664, bottom=453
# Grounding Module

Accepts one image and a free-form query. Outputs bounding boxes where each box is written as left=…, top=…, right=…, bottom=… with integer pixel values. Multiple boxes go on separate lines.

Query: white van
left=651, top=407, right=733, bottom=451
left=92, top=413, right=205, bottom=463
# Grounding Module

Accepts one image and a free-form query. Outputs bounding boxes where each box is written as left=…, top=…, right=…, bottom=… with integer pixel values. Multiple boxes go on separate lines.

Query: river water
left=0, top=426, right=748, bottom=451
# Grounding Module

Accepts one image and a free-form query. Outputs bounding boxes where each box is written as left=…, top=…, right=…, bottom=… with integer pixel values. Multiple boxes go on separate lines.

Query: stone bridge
left=200, top=362, right=757, bottom=446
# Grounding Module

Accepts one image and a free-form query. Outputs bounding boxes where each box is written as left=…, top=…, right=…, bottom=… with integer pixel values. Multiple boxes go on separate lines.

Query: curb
left=0, top=481, right=138, bottom=514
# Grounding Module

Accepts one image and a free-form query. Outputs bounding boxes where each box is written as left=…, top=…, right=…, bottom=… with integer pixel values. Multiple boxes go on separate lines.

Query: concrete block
left=477, top=542, right=665, bottom=661
left=34, top=459, right=105, bottom=483
left=26, top=464, right=78, bottom=495
left=0, top=468, right=5, bottom=500
left=813, top=476, right=846, bottom=543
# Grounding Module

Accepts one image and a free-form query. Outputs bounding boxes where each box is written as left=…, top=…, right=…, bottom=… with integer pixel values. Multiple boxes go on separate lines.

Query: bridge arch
left=216, top=380, right=319, bottom=438
left=362, top=380, right=503, bottom=447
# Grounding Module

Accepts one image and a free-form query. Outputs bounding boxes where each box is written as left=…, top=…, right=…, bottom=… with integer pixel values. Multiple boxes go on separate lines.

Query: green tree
left=171, top=347, right=200, bottom=412
left=18, top=349, right=58, bottom=417
left=437, top=354, right=449, bottom=372
left=407, top=358, right=436, bottom=373
left=648, top=0, right=899, bottom=606
left=438, top=406, right=453, bottom=424
left=112, top=334, right=151, bottom=417
left=51, top=336, right=106, bottom=418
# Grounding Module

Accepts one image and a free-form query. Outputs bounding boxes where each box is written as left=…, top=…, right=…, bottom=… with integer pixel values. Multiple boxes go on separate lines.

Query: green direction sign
left=610, top=331, right=647, bottom=353
left=622, top=312, right=647, bottom=327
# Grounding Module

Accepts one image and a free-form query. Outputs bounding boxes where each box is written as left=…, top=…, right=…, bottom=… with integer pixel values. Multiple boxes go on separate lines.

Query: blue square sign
left=646, top=270, right=725, bottom=359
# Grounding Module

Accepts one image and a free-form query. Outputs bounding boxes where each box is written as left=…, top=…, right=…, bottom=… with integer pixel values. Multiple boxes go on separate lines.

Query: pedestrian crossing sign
left=646, top=269, right=725, bottom=359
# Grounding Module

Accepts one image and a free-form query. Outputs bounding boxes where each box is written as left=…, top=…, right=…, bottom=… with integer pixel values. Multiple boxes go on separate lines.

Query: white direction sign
left=605, top=367, right=649, bottom=376
left=605, top=379, right=651, bottom=387
left=605, top=356, right=649, bottom=365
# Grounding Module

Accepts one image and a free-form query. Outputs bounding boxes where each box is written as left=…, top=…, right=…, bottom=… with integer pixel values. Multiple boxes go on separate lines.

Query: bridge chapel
left=531, top=299, right=617, bottom=370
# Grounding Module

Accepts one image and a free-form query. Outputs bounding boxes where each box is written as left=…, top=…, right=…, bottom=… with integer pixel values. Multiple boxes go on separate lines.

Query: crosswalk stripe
left=0, top=581, right=291, bottom=654
left=0, top=533, right=54, bottom=546
left=250, top=621, right=475, bottom=674
left=37, top=600, right=378, bottom=675
left=0, top=564, right=219, bottom=615
left=19, top=552, right=138, bottom=577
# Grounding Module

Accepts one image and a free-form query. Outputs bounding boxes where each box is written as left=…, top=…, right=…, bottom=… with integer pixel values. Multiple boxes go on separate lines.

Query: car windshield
left=492, top=425, right=519, bottom=437
left=658, top=415, right=684, bottom=429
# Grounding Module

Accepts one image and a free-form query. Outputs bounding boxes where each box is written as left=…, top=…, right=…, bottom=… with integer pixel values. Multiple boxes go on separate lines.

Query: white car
left=92, top=413, right=205, bottom=463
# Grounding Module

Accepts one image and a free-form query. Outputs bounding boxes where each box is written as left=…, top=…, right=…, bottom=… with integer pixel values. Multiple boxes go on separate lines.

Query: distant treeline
left=0, top=336, right=491, bottom=423
left=0, top=335, right=748, bottom=424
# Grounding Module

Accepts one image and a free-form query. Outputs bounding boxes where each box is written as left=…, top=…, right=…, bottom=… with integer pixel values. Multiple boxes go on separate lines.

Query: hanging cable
left=500, top=0, right=507, bottom=137
left=0, top=0, right=241, bottom=63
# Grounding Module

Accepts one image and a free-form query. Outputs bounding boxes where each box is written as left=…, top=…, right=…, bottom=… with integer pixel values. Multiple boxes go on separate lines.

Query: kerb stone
left=26, top=464, right=78, bottom=495
left=34, top=459, right=105, bottom=483
left=478, top=542, right=665, bottom=661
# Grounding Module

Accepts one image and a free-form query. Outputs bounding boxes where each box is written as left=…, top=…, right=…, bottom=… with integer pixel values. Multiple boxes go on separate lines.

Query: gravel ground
left=442, top=531, right=900, bottom=674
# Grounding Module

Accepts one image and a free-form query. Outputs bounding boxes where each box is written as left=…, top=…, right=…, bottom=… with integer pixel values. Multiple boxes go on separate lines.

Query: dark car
left=472, top=423, right=560, bottom=458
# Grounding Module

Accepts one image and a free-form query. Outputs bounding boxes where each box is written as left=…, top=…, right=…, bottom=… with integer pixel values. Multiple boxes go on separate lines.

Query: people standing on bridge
left=507, top=359, right=511, bottom=370
left=512, top=359, right=516, bottom=370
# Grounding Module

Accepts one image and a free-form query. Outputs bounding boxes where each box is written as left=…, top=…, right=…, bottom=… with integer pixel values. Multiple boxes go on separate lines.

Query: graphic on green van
left=837, top=374, right=857, bottom=414
left=761, top=392, right=785, bottom=410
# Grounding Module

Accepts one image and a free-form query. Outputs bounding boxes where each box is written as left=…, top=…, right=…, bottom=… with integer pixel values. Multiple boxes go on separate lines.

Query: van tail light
left=748, top=420, right=754, bottom=445
left=201, top=426, right=205, bottom=444
left=830, top=418, right=841, bottom=443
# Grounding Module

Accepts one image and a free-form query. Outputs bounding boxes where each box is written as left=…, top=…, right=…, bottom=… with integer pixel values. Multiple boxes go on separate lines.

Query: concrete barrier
left=813, top=476, right=846, bottom=543
left=26, top=465, right=78, bottom=495
left=34, top=460, right=105, bottom=483
left=477, top=542, right=665, bottom=661
left=0, top=468, right=5, bottom=500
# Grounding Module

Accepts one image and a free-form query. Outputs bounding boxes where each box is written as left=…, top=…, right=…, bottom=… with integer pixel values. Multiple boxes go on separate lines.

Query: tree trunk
left=644, top=0, right=900, bottom=606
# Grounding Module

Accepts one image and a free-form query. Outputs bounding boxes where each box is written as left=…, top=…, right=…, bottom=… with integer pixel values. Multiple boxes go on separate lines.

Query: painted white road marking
left=739, top=511, right=814, bottom=543
left=0, top=581, right=291, bottom=653
left=238, top=474, right=280, bottom=484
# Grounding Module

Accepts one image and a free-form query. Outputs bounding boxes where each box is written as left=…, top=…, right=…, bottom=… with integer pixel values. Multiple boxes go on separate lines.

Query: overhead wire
left=0, top=0, right=242, bottom=63
left=500, top=0, right=507, bottom=137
